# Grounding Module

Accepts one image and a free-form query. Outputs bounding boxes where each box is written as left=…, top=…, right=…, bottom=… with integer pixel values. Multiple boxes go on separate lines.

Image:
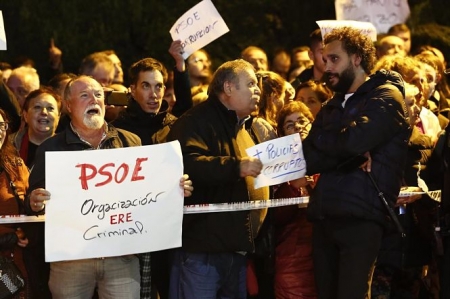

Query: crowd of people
left=0, top=21, right=450, bottom=299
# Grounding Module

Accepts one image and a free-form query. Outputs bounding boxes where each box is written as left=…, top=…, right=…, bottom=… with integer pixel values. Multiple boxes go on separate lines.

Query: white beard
left=83, top=114, right=104, bottom=129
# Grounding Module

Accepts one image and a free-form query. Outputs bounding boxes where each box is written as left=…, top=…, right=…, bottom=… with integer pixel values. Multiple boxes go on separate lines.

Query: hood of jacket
left=357, top=69, right=405, bottom=98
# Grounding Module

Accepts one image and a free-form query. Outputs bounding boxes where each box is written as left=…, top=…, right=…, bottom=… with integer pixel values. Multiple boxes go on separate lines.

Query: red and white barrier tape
left=0, top=190, right=441, bottom=224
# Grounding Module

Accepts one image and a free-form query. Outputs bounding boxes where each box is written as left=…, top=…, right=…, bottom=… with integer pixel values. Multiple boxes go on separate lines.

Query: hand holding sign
left=45, top=142, right=184, bottom=262
left=30, top=188, right=50, bottom=213
left=169, top=0, right=229, bottom=59
left=239, top=157, right=263, bottom=178
left=245, top=134, right=306, bottom=189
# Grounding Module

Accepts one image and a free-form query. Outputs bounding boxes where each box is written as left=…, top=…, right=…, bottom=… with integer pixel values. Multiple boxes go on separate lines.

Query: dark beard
left=324, top=63, right=355, bottom=93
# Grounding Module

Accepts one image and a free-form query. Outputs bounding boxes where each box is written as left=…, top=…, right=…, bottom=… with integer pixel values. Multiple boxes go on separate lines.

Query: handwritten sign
left=246, top=134, right=306, bottom=189
left=335, top=0, right=410, bottom=34
left=44, top=141, right=184, bottom=262
left=316, top=20, right=378, bottom=41
left=169, top=0, right=229, bottom=59
left=0, top=11, right=6, bottom=50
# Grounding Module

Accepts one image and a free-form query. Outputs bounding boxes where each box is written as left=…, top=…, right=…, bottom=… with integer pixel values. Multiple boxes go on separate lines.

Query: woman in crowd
left=12, top=87, right=61, bottom=168
left=11, top=87, right=61, bottom=299
left=294, top=80, right=333, bottom=118
left=0, top=108, right=30, bottom=298
left=255, top=71, right=287, bottom=131
left=273, top=101, right=317, bottom=299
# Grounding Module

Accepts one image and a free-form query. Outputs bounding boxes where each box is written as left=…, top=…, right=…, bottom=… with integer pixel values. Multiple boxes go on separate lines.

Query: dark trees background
left=0, top=0, right=449, bottom=83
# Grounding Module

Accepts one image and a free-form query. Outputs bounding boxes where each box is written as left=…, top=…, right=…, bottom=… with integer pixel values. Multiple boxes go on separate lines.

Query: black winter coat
left=303, top=70, right=411, bottom=228
left=167, top=95, right=255, bottom=253
left=112, top=99, right=177, bottom=145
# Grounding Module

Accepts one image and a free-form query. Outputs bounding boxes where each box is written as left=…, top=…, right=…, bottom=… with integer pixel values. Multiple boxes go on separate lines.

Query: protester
left=12, top=87, right=61, bottom=167
left=255, top=70, right=287, bottom=131
left=271, top=48, right=291, bottom=80
left=167, top=59, right=268, bottom=299
left=79, top=52, right=115, bottom=87
left=371, top=52, right=442, bottom=299
left=242, top=46, right=269, bottom=72
left=48, top=72, right=78, bottom=132
left=294, top=80, right=333, bottom=118
left=0, top=108, right=30, bottom=298
left=288, top=46, right=312, bottom=82
left=0, top=62, right=13, bottom=83
left=24, top=75, right=193, bottom=299
left=112, top=57, right=178, bottom=299
left=0, top=78, right=21, bottom=133
left=273, top=101, right=317, bottom=299
left=9, top=88, right=60, bottom=299
left=376, top=35, right=407, bottom=59
left=112, top=58, right=176, bottom=145
left=101, top=50, right=125, bottom=85
left=6, top=66, right=40, bottom=110
left=388, top=23, right=412, bottom=55
left=290, top=28, right=326, bottom=89
left=302, top=26, right=411, bottom=298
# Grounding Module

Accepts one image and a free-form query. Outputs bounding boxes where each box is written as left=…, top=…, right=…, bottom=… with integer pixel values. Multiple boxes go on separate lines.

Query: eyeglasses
left=283, top=119, right=311, bottom=132
left=0, top=122, right=9, bottom=132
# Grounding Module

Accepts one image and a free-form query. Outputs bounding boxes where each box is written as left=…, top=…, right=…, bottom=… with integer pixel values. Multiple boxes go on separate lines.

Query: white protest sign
left=246, top=134, right=306, bottom=189
left=45, top=141, right=184, bottom=262
left=0, top=11, right=6, bottom=50
left=335, top=0, right=410, bottom=34
left=316, top=20, right=377, bottom=41
left=170, top=0, right=229, bottom=59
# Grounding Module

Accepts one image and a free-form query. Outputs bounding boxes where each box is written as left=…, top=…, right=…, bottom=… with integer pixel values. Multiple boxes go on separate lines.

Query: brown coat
left=0, top=158, right=29, bottom=298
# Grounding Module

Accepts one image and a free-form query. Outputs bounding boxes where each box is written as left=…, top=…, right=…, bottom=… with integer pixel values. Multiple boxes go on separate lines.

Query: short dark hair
left=128, top=58, right=168, bottom=86
left=79, top=52, right=114, bottom=76
left=48, top=73, right=77, bottom=91
left=387, top=23, right=410, bottom=35
left=277, top=101, right=314, bottom=137
left=208, top=59, right=254, bottom=96
left=23, top=86, right=62, bottom=112
left=324, top=26, right=376, bottom=74
left=310, top=28, right=323, bottom=50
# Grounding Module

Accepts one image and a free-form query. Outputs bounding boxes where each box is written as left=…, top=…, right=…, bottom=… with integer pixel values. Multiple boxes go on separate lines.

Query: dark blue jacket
left=167, top=95, right=256, bottom=253
left=303, top=70, right=411, bottom=227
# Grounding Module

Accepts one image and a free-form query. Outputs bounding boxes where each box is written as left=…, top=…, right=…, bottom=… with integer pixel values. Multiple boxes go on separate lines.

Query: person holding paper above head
left=302, top=26, right=411, bottom=298
left=167, top=59, right=269, bottom=299
left=24, top=75, right=193, bottom=299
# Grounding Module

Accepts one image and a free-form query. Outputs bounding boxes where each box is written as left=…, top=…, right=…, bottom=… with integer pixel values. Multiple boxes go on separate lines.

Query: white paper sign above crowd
left=246, top=134, right=306, bottom=189
left=316, top=20, right=378, bottom=41
left=44, top=142, right=184, bottom=262
left=334, top=0, right=410, bottom=34
left=0, top=11, right=6, bottom=50
left=169, top=0, right=230, bottom=59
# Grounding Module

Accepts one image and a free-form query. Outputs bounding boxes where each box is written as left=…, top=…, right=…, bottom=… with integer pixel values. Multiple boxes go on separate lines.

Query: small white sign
left=45, top=142, right=184, bottom=262
left=246, top=134, right=306, bottom=189
left=170, top=0, right=229, bottom=59
left=317, top=20, right=378, bottom=41
left=0, top=11, right=6, bottom=50
left=334, top=0, right=410, bottom=34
